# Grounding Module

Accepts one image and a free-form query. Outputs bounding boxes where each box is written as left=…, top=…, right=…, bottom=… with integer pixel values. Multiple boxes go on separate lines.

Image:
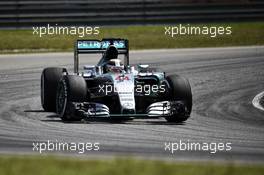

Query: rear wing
left=74, top=39, right=129, bottom=73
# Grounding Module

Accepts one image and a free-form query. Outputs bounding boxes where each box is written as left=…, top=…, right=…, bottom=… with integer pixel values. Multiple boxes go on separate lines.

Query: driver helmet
left=104, top=45, right=118, bottom=61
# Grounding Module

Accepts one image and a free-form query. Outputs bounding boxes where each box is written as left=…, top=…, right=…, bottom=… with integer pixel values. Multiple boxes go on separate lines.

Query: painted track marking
left=252, top=91, right=264, bottom=111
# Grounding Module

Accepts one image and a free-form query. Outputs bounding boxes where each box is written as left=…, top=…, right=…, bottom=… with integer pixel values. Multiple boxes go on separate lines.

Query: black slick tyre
left=41, top=67, right=67, bottom=112
left=56, top=75, right=87, bottom=121
left=165, top=74, right=192, bottom=123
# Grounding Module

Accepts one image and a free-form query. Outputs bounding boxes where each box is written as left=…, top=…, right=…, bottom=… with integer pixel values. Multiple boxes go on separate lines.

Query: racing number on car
left=115, top=75, right=130, bottom=81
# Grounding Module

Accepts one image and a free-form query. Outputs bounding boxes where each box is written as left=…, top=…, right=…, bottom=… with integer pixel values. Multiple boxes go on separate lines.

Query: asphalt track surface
left=0, top=46, right=263, bottom=163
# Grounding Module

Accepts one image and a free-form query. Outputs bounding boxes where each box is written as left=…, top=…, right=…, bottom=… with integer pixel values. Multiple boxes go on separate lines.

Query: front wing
left=70, top=101, right=189, bottom=119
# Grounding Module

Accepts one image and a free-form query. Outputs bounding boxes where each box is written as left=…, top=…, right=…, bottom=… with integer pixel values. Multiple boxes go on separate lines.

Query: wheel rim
left=56, top=82, right=67, bottom=116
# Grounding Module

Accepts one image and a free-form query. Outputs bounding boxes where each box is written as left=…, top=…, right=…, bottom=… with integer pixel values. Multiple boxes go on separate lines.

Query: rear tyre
left=41, top=67, right=67, bottom=112
left=56, top=75, right=87, bottom=121
left=165, top=74, right=192, bottom=123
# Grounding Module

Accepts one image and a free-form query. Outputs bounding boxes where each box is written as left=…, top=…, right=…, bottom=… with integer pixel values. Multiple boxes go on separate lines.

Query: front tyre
left=165, top=74, right=192, bottom=123
left=56, top=75, right=87, bottom=121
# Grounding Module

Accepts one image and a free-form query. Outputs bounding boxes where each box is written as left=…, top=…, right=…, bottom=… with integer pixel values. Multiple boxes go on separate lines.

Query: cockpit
left=98, top=45, right=124, bottom=73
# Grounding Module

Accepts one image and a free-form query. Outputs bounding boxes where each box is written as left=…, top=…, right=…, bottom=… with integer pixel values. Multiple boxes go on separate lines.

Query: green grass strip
left=0, top=22, right=263, bottom=54
left=0, top=155, right=263, bottom=175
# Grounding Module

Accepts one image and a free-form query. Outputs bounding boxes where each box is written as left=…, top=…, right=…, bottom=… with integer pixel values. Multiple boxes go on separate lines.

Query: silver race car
left=41, top=38, right=192, bottom=122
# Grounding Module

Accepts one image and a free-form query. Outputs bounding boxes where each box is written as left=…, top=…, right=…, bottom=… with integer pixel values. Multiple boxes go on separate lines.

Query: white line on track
left=252, top=91, right=264, bottom=111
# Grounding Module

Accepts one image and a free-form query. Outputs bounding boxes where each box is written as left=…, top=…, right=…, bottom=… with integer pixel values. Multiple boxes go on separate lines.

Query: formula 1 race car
left=41, top=38, right=192, bottom=122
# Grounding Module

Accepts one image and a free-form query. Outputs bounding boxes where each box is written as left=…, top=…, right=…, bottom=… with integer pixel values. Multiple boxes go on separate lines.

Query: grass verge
left=0, top=22, right=263, bottom=54
left=0, top=155, right=263, bottom=175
